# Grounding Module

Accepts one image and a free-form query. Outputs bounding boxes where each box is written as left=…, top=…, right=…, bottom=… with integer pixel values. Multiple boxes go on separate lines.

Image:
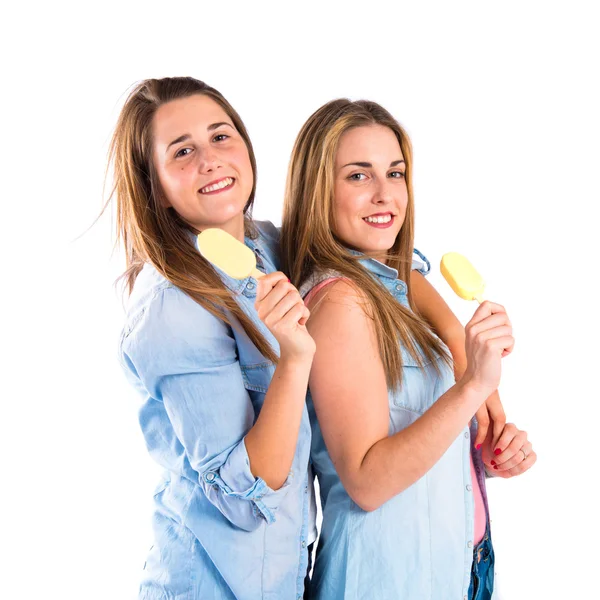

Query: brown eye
left=175, top=148, right=193, bottom=158
left=389, top=171, right=405, bottom=179
left=348, top=173, right=367, bottom=181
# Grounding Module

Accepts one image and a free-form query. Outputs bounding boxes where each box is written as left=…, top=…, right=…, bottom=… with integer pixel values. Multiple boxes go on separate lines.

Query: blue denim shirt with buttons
left=119, top=221, right=313, bottom=600
left=299, top=253, right=491, bottom=600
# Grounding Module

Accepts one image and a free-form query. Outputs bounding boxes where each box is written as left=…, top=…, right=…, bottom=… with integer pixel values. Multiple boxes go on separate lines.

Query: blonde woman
left=110, top=77, right=316, bottom=600
left=281, top=99, right=536, bottom=599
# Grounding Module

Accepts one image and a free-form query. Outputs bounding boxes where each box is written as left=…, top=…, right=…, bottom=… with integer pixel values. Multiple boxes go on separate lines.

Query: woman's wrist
left=277, top=351, right=314, bottom=372
left=455, top=376, right=492, bottom=407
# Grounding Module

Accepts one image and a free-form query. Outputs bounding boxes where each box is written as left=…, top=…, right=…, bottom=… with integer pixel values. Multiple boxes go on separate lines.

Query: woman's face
left=152, top=94, right=253, bottom=240
left=332, top=124, right=408, bottom=258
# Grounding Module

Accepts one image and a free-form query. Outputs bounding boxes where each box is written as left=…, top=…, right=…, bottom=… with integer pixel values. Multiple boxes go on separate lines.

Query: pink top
left=305, top=277, right=486, bottom=544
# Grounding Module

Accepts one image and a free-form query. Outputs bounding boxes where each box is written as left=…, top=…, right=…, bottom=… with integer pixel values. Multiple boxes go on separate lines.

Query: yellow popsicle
left=440, top=252, right=485, bottom=303
left=197, top=228, right=264, bottom=280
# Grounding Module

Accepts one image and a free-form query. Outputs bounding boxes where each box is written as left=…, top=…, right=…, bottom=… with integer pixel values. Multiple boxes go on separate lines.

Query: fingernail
left=493, top=465, right=498, bottom=470
left=490, top=460, right=496, bottom=466
left=287, top=279, right=291, bottom=282
left=494, top=448, right=502, bottom=455
left=476, top=444, right=482, bottom=450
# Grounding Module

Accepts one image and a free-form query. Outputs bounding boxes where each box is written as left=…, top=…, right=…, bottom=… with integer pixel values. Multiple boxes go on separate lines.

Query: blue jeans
left=468, top=528, right=495, bottom=600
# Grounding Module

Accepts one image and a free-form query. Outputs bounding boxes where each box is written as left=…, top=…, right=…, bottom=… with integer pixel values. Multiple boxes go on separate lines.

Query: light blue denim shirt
left=119, top=221, right=313, bottom=600
left=299, top=254, right=491, bottom=600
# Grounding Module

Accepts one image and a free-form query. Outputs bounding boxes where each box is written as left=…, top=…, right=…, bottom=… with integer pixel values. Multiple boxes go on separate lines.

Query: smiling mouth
left=362, top=213, right=396, bottom=229
left=199, top=177, right=235, bottom=194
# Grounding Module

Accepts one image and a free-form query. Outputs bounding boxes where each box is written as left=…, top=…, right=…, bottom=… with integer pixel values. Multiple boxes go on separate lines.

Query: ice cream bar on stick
left=440, top=252, right=485, bottom=303
left=197, top=228, right=264, bottom=279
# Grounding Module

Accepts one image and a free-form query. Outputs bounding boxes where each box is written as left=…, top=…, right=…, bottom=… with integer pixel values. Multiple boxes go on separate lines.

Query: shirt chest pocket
left=240, top=361, right=276, bottom=417
left=229, top=311, right=278, bottom=402
left=240, top=361, right=275, bottom=393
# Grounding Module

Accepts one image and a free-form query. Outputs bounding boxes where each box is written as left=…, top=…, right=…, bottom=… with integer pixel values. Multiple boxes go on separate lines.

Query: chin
left=214, top=203, right=248, bottom=221
left=371, top=236, right=397, bottom=251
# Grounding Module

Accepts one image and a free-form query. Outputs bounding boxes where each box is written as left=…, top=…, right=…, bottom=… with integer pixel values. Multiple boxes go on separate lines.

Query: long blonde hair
left=281, top=99, right=450, bottom=388
left=107, top=76, right=277, bottom=363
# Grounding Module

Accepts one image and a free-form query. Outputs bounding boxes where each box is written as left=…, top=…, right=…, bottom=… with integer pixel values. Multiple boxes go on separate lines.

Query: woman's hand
left=255, top=272, right=316, bottom=360
left=484, top=422, right=537, bottom=477
left=461, top=301, right=514, bottom=400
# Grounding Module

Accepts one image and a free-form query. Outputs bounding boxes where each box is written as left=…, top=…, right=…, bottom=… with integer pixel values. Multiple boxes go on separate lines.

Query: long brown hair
left=107, top=76, right=277, bottom=362
left=281, top=99, right=450, bottom=388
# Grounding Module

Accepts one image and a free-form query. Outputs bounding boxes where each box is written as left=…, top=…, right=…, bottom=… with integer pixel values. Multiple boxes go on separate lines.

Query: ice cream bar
left=440, top=252, right=485, bottom=302
left=197, top=228, right=264, bottom=280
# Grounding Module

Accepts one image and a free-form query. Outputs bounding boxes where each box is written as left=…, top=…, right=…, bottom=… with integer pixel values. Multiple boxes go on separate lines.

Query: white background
left=2, top=1, right=598, bottom=598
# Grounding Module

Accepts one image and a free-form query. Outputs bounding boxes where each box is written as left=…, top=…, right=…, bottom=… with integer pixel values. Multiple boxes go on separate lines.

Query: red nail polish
left=490, top=460, right=496, bottom=466
left=288, top=279, right=291, bottom=282
left=476, top=444, right=482, bottom=450
left=493, top=465, right=498, bottom=470
left=494, top=448, right=502, bottom=455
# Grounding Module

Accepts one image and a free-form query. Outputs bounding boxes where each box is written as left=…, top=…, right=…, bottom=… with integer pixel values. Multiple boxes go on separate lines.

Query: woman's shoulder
left=254, top=221, right=281, bottom=271
left=303, top=276, right=375, bottom=354
left=253, top=219, right=280, bottom=244
left=252, top=220, right=281, bottom=270
left=301, top=269, right=368, bottom=321
left=298, top=269, right=344, bottom=299
left=411, top=247, right=431, bottom=275
left=119, top=268, right=237, bottom=392
left=125, top=262, right=170, bottom=313
left=122, top=263, right=229, bottom=349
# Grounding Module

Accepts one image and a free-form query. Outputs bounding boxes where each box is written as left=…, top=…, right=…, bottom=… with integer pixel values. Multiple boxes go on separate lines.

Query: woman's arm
left=245, top=272, right=315, bottom=489
left=121, top=274, right=314, bottom=531
left=306, top=280, right=512, bottom=512
left=410, top=271, right=507, bottom=452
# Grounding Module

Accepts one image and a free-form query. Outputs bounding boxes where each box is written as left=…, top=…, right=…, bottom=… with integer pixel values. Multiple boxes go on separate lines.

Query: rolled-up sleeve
left=412, top=247, right=431, bottom=275
left=120, top=286, right=290, bottom=531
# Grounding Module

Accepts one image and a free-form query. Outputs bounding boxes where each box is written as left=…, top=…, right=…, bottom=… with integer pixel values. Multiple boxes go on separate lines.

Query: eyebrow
left=166, top=134, right=190, bottom=151
left=208, top=121, right=234, bottom=132
left=166, top=122, right=235, bottom=151
left=341, top=159, right=406, bottom=168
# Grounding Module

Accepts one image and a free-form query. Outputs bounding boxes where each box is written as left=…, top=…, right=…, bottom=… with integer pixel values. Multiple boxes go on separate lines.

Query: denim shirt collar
left=348, top=249, right=407, bottom=295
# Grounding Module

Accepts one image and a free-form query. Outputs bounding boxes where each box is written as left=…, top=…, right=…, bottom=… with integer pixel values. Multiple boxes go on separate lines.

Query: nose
left=197, top=147, right=221, bottom=173
left=372, top=178, right=393, bottom=204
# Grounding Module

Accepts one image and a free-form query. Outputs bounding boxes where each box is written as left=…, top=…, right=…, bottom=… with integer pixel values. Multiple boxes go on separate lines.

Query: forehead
left=336, top=124, right=403, bottom=163
left=152, top=94, right=232, bottom=142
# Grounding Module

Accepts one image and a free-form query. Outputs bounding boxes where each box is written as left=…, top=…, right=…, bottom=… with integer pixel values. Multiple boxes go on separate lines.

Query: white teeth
left=364, top=215, right=392, bottom=224
left=200, top=177, right=234, bottom=193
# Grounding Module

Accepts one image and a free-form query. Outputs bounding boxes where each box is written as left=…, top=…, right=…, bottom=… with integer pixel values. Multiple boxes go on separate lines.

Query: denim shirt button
left=301, top=540, right=306, bottom=548
left=466, top=484, right=472, bottom=492
left=464, top=432, right=469, bottom=439
left=247, top=282, right=255, bottom=290
left=395, top=283, right=404, bottom=292
left=467, top=541, right=473, bottom=548
left=204, top=472, right=216, bottom=483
